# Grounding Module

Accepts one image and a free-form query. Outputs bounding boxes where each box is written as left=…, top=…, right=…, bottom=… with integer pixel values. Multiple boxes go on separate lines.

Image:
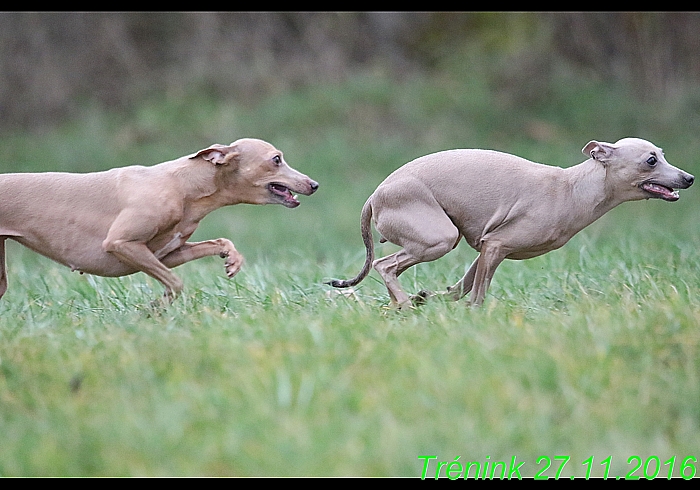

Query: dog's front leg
left=102, top=207, right=192, bottom=301
left=470, top=242, right=507, bottom=307
left=103, top=238, right=185, bottom=301
left=160, top=239, right=244, bottom=278
left=445, top=255, right=479, bottom=301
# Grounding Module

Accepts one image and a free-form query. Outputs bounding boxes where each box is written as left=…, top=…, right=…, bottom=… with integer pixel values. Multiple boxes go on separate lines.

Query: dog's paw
left=410, top=289, right=435, bottom=306
left=224, top=251, right=244, bottom=278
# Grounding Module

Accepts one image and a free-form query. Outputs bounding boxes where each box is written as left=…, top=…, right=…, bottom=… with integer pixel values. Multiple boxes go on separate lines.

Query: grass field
left=1, top=71, right=699, bottom=477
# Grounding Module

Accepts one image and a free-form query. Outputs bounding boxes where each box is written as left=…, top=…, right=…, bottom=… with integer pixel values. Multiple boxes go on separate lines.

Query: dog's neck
left=564, top=158, right=627, bottom=230
left=166, top=158, right=242, bottom=220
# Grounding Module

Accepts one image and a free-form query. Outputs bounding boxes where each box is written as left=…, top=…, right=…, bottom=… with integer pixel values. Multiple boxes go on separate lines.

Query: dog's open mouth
left=640, top=181, right=680, bottom=201
left=268, top=183, right=300, bottom=208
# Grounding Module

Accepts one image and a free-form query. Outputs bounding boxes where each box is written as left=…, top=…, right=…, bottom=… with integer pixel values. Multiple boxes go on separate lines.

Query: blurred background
left=1, top=12, right=699, bottom=261
left=3, top=12, right=700, bottom=131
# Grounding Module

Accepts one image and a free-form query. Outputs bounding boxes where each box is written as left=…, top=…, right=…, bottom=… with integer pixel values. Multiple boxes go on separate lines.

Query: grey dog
left=328, top=138, right=693, bottom=307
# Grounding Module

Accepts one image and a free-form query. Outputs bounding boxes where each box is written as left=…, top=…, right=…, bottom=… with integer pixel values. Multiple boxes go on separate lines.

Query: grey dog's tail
left=326, top=199, right=374, bottom=288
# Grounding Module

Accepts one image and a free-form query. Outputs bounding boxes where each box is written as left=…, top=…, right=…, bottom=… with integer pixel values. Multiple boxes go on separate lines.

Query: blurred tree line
left=1, top=12, right=699, bottom=132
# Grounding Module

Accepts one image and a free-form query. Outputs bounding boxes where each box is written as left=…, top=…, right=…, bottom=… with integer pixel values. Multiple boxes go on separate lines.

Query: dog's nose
left=685, top=174, right=695, bottom=187
left=310, top=180, right=319, bottom=193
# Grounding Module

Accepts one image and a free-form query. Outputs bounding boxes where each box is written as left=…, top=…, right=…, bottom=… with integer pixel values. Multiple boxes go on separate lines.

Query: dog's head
left=191, top=138, right=318, bottom=207
left=583, top=138, right=694, bottom=202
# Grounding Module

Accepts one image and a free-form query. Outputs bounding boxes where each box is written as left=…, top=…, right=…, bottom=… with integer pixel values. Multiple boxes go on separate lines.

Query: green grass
left=1, top=232, right=699, bottom=477
left=1, top=70, right=700, bottom=476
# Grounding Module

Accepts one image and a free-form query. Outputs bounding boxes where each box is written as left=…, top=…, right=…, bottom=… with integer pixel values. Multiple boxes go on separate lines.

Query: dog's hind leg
left=372, top=210, right=460, bottom=308
left=372, top=249, right=423, bottom=308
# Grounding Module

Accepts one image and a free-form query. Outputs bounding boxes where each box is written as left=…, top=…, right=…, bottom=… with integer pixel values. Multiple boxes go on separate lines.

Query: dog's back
left=370, top=149, right=569, bottom=250
left=0, top=169, right=144, bottom=275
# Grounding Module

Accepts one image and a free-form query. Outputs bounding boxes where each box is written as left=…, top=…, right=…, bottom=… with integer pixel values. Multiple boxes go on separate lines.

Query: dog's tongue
left=270, top=184, right=300, bottom=206
left=642, top=182, right=679, bottom=201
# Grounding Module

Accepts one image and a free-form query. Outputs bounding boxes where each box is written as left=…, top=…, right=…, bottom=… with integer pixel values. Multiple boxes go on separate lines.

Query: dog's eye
left=647, top=156, right=657, bottom=166
left=272, top=155, right=281, bottom=166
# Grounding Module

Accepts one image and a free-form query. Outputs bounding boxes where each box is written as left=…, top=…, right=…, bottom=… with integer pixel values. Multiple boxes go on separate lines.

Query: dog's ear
left=582, top=140, right=615, bottom=164
left=190, top=144, right=240, bottom=166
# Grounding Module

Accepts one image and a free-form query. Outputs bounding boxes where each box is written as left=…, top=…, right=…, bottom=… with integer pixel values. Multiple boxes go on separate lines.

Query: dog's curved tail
left=326, top=199, right=374, bottom=288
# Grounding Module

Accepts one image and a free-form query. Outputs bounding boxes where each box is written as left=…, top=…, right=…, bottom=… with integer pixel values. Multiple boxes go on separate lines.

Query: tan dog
left=0, top=138, right=318, bottom=301
left=328, top=138, right=693, bottom=308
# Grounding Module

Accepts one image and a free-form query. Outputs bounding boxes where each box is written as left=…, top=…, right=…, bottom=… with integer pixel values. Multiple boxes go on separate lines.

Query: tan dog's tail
left=326, top=200, right=374, bottom=288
